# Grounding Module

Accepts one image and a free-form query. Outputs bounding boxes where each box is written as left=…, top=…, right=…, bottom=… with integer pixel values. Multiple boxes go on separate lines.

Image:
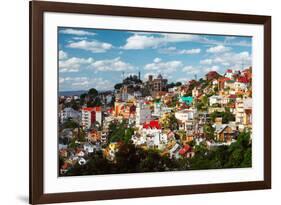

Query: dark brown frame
left=30, top=1, right=271, bottom=204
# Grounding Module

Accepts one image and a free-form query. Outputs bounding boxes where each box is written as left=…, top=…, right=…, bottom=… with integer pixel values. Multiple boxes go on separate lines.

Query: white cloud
left=59, top=77, right=65, bottom=84
left=59, top=50, right=68, bottom=60
left=160, top=47, right=201, bottom=55
left=182, top=66, right=200, bottom=75
left=200, top=59, right=213, bottom=65
left=59, top=28, right=96, bottom=36
left=60, top=76, right=114, bottom=91
left=59, top=57, right=94, bottom=73
left=122, top=33, right=200, bottom=50
left=68, top=40, right=112, bottom=53
left=72, top=37, right=88, bottom=40
left=200, top=50, right=251, bottom=70
left=91, top=57, right=133, bottom=72
left=153, top=57, right=162, bottom=63
left=225, top=36, right=236, bottom=41
left=144, top=58, right=183, bottom=74
left=122, top=32, right=251, bottom=50
left=179, top=48, right=201, bottom=54
left=161, top=33, right=199, bottom=42
left=204, top=65, right=220, bottom=72
left=206, top=45, right=231, bottom=53
left=176, top=78, right=190, bottom=83
left=122, top=34, right=162, bottom=49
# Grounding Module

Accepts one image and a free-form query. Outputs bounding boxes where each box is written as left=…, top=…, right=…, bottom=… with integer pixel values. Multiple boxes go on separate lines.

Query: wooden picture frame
left=30, top=1, right=271, bottom=204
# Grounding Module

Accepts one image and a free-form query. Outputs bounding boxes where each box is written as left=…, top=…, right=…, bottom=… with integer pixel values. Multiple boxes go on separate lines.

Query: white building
left=175, top=109, right=195, bottom=122
left=83, top=142, right=94, bottom=153
left=175, top=109, right=196, bottom=133
left=235, top=98, right=252, bottom=129
left=234, top=81, right=248, bottom=91
left=225, top=69, right=234, bottom=79
left=60, top=107, right=80, bottom=123
left=153, top=101, right=172, bottom=117
left=209, top=95, right=223, bottom=106
left=136, top=101, right=151, bottom=126
left=169, top=143, right=181, bottom=159
left=81, top=107, right=102, bottom=129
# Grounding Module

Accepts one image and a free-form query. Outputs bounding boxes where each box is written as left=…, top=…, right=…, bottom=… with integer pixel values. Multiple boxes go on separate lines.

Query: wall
left=0, top=0, right=279, bottom=204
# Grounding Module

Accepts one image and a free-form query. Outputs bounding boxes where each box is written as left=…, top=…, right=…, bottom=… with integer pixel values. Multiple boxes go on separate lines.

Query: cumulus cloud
left=160, top=47, right=201, bottom=55
left=91, top=57, right=134, bottom=72
left=176, top=78, right=190, bottom=84
left=200, top=51, right=251, bottom=70
left=72, top=37, right=88, bottom=40
left=59, top=77, right=65, bottom=84
left=200, top=59, right=213, bottom=65
left=122, top=33, right=200, bottom=50
left=179, top=48, right=201, bottom=54
left=206, top=45, right=231, bottom=53
left=59, top=28, right=96, bottom=36
left=144, top=58, right=183, bottom=74
left=182, top=66, right=200, bottom=75
left=59, top=50, right=68, bottom=60
left=122, top=32, right=250, bottom=50
left=68, top=40, right=112, bottom=53
left=204, top=65, right=220, bottom=72
left=59, top=57, right=94, bottom=73
left=59, top=76, right=114, bottom=91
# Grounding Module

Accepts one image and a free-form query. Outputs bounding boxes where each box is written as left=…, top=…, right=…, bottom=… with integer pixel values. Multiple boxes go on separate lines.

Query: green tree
left=114, top=83, right=123, bottom=90
left=61, top=119, right=79, bottom=129
left=175, top=82, right=182, bottom=86
left=203, top=123, right=215, bottom=140
left=159, top=113, right=178, bottom=130
left=210, top=111, right=235, bottom=124
left=88, top=88, right=98, bottom=97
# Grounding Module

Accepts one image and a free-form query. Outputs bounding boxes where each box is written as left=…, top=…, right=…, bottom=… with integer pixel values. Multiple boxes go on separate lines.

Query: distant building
left=205, top=71, right=220, bottom=81
left=60, top=107, right=80, bottom=123
left=146, top=74, right=168, bottom=93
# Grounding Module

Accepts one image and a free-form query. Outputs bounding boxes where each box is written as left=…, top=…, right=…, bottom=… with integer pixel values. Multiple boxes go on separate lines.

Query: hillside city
left=58, top=67, right=252, bottom=176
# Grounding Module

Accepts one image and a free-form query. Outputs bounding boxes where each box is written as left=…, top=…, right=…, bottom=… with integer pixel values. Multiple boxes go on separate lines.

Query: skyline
left=58, top=27, right=252, bottom=91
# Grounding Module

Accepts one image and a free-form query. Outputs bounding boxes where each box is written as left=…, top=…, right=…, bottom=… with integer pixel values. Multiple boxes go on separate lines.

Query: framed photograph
left=30, top=1, right=271, bottom=204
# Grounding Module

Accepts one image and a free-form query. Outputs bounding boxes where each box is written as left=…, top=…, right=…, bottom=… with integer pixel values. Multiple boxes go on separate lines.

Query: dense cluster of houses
left=58, top=67, right=252, bottom=175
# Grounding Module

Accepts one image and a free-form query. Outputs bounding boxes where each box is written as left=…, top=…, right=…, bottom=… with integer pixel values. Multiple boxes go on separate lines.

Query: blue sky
left=58, top=27, right=252, bottom=91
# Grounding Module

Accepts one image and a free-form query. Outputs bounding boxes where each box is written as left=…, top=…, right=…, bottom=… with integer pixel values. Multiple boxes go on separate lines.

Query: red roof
left=94, top=106, right=102, bottom=112
left=228, top=94, right=237, bottom=99
left=226, top=69, right=233, bottom=73
left=237, top=76, right=250, bottom=84
left=179, top=144, right=191, bottom=155
left=82, top=107, right=95, bottom=112
left=143, top=120, right=161, bottom=129
left=218, top=77, right=230, bottom=83
left=62, top=162, right=69, bottom=169
left=83, top=106, right=101, bottom=112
